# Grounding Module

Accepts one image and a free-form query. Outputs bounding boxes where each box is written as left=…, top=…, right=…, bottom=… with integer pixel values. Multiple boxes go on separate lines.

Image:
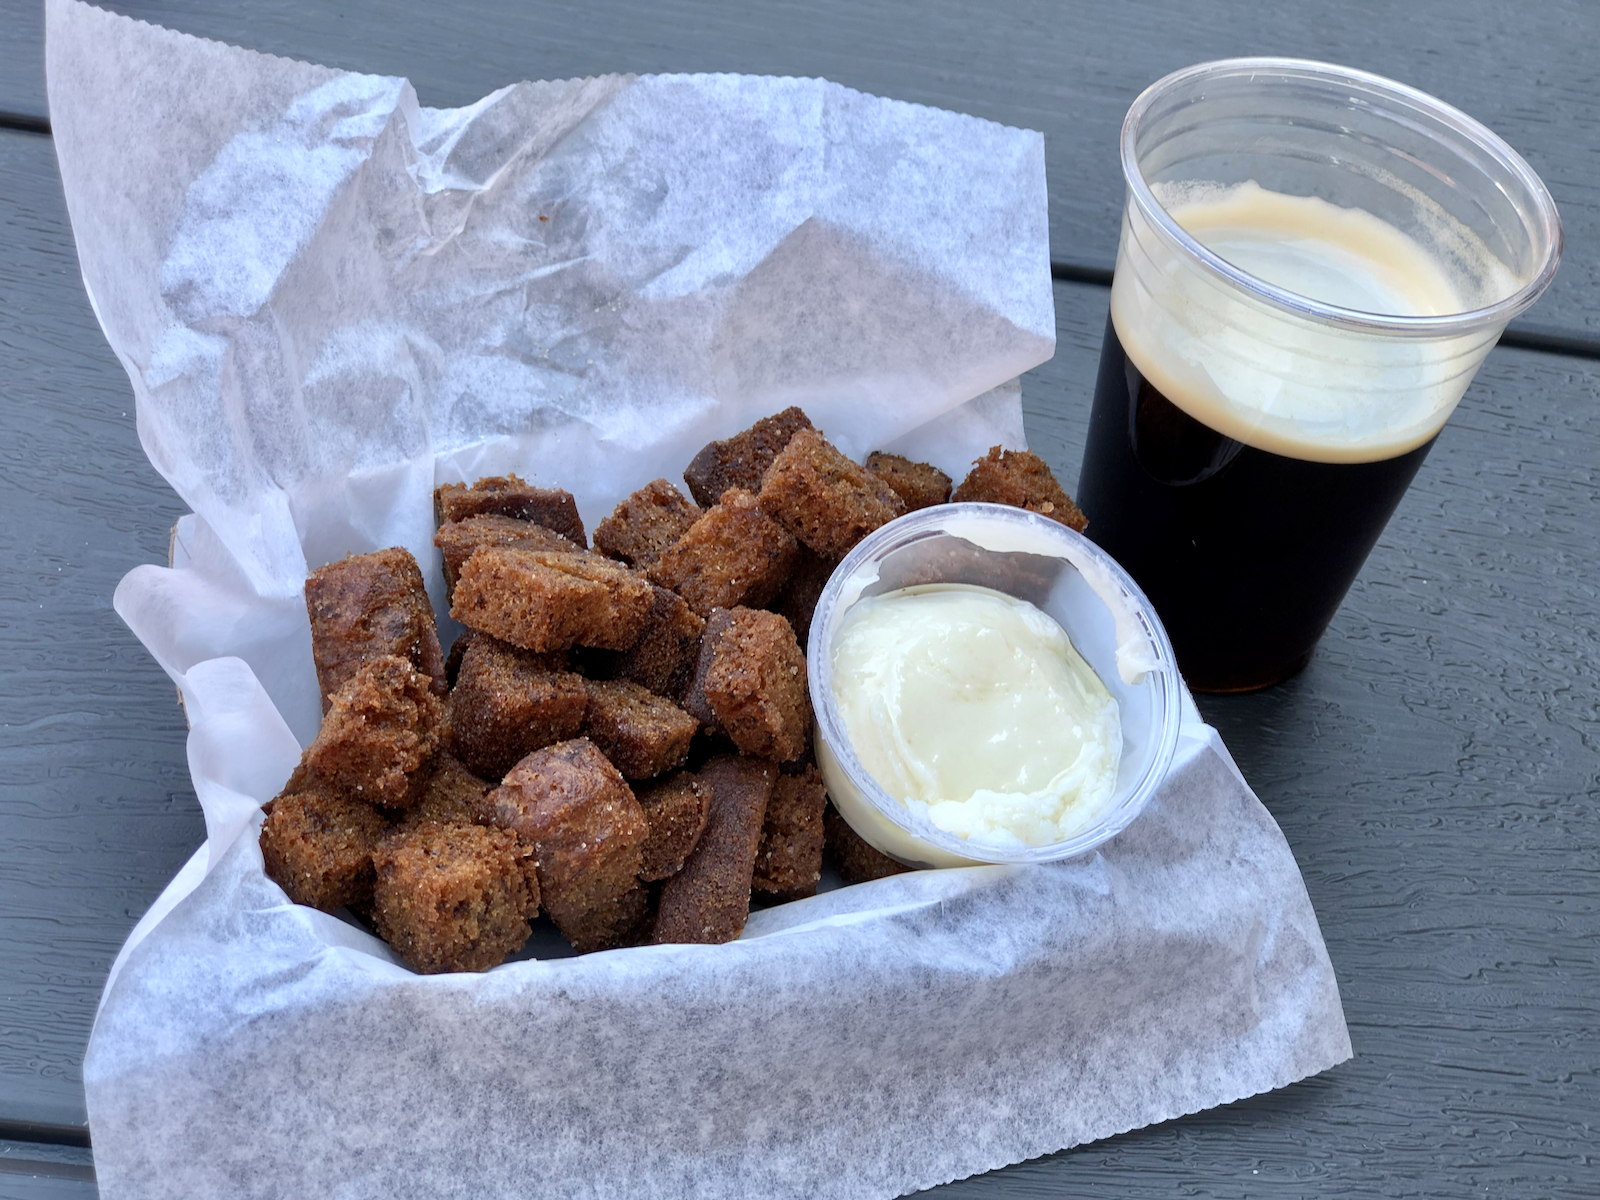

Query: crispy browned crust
left=260, top=785, right=389, bottom=912
left=395, top=753, right=492, bottom=832
left=484, top=739, right=648, bottom=953
left=648, top=488, right=798, bottom=617
left=581, top=678, right=698, bottom=781
left=300, top=655, right=445, bottom=808
left=605, top=584, right=706, bottom=701
left=451, top=547, right=654, bottom=653
left=435, top=515, right=581, bottom=598
left=593, top=479, right=702, bottom=570
left=448, top=635, right=588, bottom=780
left=865, top=451, right=953, bottom=512
left=773, top=546, right=837, bottom=654
left=950, top=446, right=1088, bottom=531
left=685, top=608, right=809, bottom=762
left=372, top=823, right=538, bottom=973
left=752, top=764, right=826, bottom=901
left=652, top=755, right=774, bottom=944
left=305, top=547, right=446, bottom=712
left=682, top=407, right=814, bottom=508
left=636, top=770, right=711, bottom=881
left=757, top=428, right=906, bottom=558
left=433, top=475, right=587, bottom=546
left=823, top=803, right=909, bottom=883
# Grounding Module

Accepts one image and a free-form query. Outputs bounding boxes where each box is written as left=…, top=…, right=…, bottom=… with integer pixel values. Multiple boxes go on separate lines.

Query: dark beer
left=1077, top=315, right=1433, bottom=693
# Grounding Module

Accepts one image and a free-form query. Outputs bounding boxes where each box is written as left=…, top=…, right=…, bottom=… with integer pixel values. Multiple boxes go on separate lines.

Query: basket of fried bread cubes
left=259, top=407, right=1086, bottom=973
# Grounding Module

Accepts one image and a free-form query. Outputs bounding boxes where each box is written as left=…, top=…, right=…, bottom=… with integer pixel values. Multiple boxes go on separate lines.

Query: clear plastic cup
left=1077, top=58, right=1564, bottom=692
left=808, top=503, right=1185, bottom=868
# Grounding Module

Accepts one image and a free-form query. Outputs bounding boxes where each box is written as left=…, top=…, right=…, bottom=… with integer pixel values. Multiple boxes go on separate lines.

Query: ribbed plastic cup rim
left=1121, top=56, right=1563, bottom=338
left=808, top=504, right=1185, bottom=866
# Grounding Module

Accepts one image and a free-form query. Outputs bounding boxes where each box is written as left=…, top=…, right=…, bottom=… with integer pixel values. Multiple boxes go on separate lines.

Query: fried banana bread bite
left=484, top=739, right=649, bottom=953
left=451, top=546, right=654, bottom=653
left=652, top=755, right=774, bottom=944
left=581, top=679, right=698, bottom=781
left=395, top=752, right=492, bottom=832
left=950, top=446, right=1088, bottom=531
left=636, top=770, right=711, bottom=881
left=433, top=475, right=587, bottom=546
left=305, top=547, right=446, bottom=711
left=648, top=487, right=798, bottom=617
left=823, top=803, right=909, bottom=884
left=435, top=514, right=582, bottom=599
left=449, top=634, right=588, bottom=780
left=758, top=428, right=906, bottom=558
left=600, top=584, right=706, bottom=701
left=865, top=451, right=953, bottom=512
left=593, top=479, right=702, bottom=571
left=773, top=547, right=837, bottom=653
left=372, top=823, right=538, bottom=974
left=300, top=655, right=445, bottom=809
left=682, top=406, right=814, bottom=508
left=684, top=608, right=810, bottom=763
left=752, top=763, right=826, bottom=902
left=260, top=784, right=389, bottom=912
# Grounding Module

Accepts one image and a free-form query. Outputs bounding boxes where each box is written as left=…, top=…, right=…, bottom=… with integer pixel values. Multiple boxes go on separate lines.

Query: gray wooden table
left=2, top=2, right=1596, bottom=1196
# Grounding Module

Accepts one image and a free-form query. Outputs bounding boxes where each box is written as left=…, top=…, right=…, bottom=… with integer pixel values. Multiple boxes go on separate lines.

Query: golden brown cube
left=434, top=475, right=587, bottom=546
left=865, top=451, right=952, bottom=512
left=396, top=753, right=493, bottom=832
left=752, top=764, right=826, bottom=901
left=435, top=515, right=581, bottom=599
left=581, top=679, right=699, bottom=781
left=593, top=479, right=701, bottom=571
left=484, top=739, right=648, bottom=953
left=372, top=823, right=538, bottom=973
left=300, top=655, right=445, bottom=808
left=449, top=635, right=588, bottom=780
left=824, top=803, right=909, bottom=884
left=305, top=547, right=446, bottom=712
left=607, top=584, right=706, bottom=701
left=684, top=608, right=810, bottom=763
left=773, top=547, right=837, bottom=654
left=648, top=488, right=798, bottom=618
left=950, top=446, right=1088, bottom=531
left=682, top=406, right=814, bottom=508
left=636, top=770, right=711, bottom=882
left=757, top=428, right=906, bottom=558
left=260, top=785, right=389, bottom=912
left=451, top=547, right=654, bottom=653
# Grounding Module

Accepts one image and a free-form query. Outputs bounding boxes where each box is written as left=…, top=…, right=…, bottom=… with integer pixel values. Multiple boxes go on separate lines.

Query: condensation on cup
left=1076, top=58, right=1562, bottom=693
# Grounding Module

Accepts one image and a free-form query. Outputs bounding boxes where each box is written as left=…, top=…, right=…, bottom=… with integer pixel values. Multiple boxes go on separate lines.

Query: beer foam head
left=1111, top=183, right=1520, bottom=463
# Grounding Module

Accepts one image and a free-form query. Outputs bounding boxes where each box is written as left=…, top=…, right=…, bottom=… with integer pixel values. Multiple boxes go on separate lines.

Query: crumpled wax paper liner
left=43, top=2, right=1351, bottom=1197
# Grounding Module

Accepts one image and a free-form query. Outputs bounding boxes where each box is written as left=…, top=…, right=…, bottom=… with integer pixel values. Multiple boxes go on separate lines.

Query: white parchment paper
left=45, top=2, right=1351, bottom=1196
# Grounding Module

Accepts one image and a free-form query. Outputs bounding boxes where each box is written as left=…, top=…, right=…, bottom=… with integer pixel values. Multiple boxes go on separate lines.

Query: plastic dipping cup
left=1076, top=57, right=1563, bottom=693
left=808, top=503, right=1185, bottom=869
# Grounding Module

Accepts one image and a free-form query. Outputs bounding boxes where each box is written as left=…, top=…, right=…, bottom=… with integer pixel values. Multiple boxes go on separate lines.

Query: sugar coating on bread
left=301, top=655, right=445, bottom=808
left=682, top=406, right=814, bottom=508
left=823, top=803, right=909, bottom=883
left=685, top=608, right=810, bottom=763
left=434, top=475, right=587, bottom=546
left=451, top=546, right=654, bottom=653
left=435, top=515, right=581, bottom=598
left=581, top=678, right=698, bottom=780
left=372, top=823, right=538, bottom=973
left=752, top=763, right=826, bottom=901
left=648, top=488, right=798, bottom=617
left=773, top=546, right=837, bottom=654
left=865, top=451, right=953, bottom=512
left=396, top=753, right=492, bottom=832
left=636, top=770, right=711, bottom=881
left=260, top=785, right=389, bottom=912
left=950, top=446, right=1088, bottom=531
left=485, top=739, right=648, bottom=953
left=449, top=635, right=588, bottom=780
left=594, top=479, right=701, bottom=570
left=305, top=547, right=446, bottom=712
left=757, top=428, right=906, bottom=558
left=652, top=755, right=773, bottom=944
left=606, top=584, right=706, bottom=701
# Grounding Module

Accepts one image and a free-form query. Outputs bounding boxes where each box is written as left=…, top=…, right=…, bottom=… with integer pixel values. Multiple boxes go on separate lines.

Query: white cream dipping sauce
left=829, top=584, right=1122, bottom=848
